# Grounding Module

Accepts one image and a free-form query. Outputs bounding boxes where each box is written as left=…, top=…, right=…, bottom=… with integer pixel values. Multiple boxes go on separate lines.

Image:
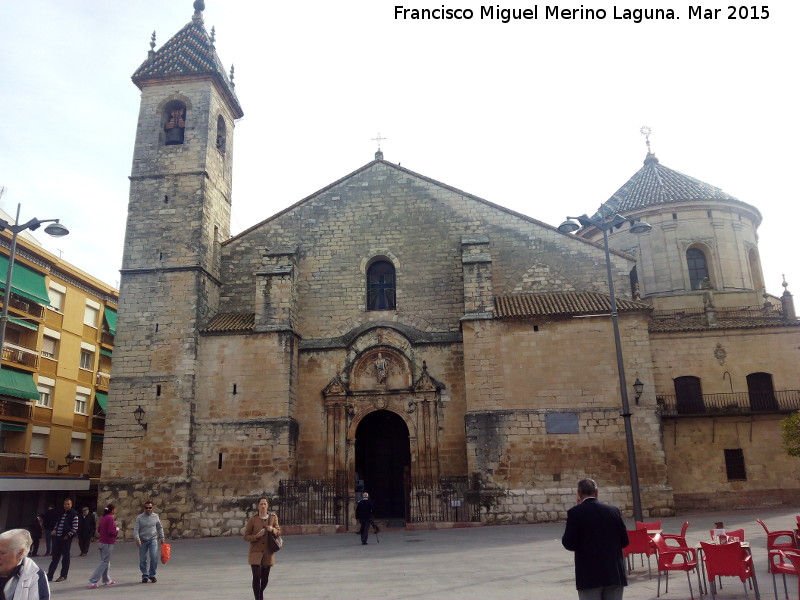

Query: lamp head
left=558, top=219, right=580, bottom=234
left=629, top=220, right=652, bottom=235
left=633, top=378, right=644, bottom=404
left=44, top=221, right=69, bottom=237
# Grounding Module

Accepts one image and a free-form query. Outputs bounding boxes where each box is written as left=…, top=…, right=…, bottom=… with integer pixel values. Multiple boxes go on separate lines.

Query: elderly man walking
left=133, top=502, right=165, bottom=583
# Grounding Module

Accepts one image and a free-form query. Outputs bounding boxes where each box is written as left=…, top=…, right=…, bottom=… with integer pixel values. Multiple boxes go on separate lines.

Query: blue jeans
left=138, top=538, right=159, bottom=578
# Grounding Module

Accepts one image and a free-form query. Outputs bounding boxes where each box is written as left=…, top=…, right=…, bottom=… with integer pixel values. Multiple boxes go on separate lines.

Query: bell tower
left=101, top=0, right=243, bottom=513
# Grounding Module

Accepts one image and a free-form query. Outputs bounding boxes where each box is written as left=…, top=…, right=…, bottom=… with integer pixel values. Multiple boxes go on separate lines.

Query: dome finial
left=193, top=0, right=205, bottom=21
left=148, top=31, right=157, bottom=58
left=640, top=125, right=659, bottom=165
left=372, top=132, right=387, bottom=160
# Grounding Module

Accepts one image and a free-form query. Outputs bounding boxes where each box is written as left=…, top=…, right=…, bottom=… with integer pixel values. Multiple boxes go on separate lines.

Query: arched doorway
left=355, top=410, right=410, bottom=518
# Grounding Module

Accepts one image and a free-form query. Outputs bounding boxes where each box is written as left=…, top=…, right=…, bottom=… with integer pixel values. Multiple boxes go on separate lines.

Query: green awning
left=104, top=307, right=117, bottom=335
left=100, top=348, right=113, bottom=357
left=0, top=255, right=50, bottom=306
left=0, top=421, right=27, bottom=432
left=0, top=368, right=39, bottom=401
left=95, top=392, right=108, bottom=413
left=8, top=316, right=38, bottom=331
left=91, top=434, right=104, bottom=443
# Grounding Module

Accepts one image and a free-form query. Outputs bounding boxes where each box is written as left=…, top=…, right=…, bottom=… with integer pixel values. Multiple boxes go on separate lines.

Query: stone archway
left=355, top=410, right=410, bottom=518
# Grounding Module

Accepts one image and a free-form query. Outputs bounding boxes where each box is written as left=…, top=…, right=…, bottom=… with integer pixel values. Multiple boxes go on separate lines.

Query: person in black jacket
left=355, top=492, right=376, bottom=545
left=562, top=478, right=629, bottom=600
left=41, top=504, right=58, bottom=556
left=77, top=507, right=96, bottom=556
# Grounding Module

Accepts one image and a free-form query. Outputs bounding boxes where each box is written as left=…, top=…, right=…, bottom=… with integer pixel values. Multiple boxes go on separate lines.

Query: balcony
left=1, top=342, right=39, bottom=369
left=658, top=389, right=800, bottom=417
left=0, top=453, right=28, bottom=473
left=91, top=414, right=105, bottom=431
left=5, top=296, right=45, bottom=319
left=100, top=331, right=114, bottom=346
left=96, top=371, right=110, bottom=389
left=0, top=399, right=32, bottom=419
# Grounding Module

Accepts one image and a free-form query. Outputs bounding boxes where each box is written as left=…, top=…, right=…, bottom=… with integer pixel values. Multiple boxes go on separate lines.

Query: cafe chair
left=636, top=520, right=663, bottom=531
left=651, top=532, right=699, bottom=599
left=757, top=519, right=797, bottom=572
left=624, top=528, right=656, bottom=579
left=663, top=521, right=691, bottom=548
left=768, top=549, right=799, bottom=600
left=700, top=541, right=761, bottom=599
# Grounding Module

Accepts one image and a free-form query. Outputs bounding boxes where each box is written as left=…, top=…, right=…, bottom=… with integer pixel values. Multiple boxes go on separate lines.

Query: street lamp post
left=0, top=203, right=69, bottom=372
left=558, top=211, right=650, bottom=522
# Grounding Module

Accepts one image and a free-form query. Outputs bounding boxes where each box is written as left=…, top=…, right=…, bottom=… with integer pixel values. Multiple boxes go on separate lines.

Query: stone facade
left=100, top=5, right=800, bottom=537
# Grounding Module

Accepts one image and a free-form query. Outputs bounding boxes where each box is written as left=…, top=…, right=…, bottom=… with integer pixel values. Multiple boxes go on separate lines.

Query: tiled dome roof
left=599, top=153, right=760, bottom=218
left=131, top=13, right=243, bottom=118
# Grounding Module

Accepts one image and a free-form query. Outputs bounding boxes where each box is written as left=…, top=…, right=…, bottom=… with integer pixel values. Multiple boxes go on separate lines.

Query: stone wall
left=219, top=161, right=635, bottom=339
left=663, top=415, right=800, bottom=511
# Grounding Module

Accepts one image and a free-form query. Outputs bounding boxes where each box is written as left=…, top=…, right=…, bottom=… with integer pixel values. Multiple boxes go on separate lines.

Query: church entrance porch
left=355, top=410, right=410, bottom=518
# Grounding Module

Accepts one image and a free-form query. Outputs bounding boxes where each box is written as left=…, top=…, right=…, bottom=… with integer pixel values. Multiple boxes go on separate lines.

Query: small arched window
left=163, top=101, right=187, bottom=146
left=367, top=260, right=396, bottom=311
left=216, top=115, right=227, bottom=154
left=686, top=248, right=709, bottom=290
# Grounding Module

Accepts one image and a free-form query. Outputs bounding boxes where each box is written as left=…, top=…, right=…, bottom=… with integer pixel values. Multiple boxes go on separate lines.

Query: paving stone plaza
left=37, top=506, right=797, bottom=599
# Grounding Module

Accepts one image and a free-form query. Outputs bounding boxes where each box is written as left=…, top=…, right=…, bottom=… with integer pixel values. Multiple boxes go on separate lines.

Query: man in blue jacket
left=562, top=478, right=629, bottom=600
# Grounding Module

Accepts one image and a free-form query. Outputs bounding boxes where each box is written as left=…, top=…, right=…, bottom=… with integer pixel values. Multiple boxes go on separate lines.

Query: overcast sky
left=1, top=0, right=797, bottom=296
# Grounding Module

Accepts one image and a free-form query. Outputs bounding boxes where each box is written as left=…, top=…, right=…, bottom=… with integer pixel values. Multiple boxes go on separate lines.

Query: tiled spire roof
left=494, top=291, right=651, bottom=319
left=599, top=153, right=760, bottom=218
left=131, top=5, right=243, bottom=118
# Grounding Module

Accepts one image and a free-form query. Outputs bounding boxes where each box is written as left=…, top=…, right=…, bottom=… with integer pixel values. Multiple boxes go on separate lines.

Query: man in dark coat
left=355, top=492, right=376, bottom=545
left=562, top=478, right=629, bottom=600
left=77, top=506, right=96, bottom=556
left=41, top=504, right=58, bottom=556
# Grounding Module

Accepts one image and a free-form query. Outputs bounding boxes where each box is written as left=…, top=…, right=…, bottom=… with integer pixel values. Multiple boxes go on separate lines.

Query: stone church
left=101, top=2, right=800, bottom=537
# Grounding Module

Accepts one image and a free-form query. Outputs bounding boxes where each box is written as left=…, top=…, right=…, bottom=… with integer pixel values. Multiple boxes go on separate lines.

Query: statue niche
left=352, top=348, right=410, bottom=391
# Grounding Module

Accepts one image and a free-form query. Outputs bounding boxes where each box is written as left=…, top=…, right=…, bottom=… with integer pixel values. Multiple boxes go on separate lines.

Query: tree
left=781, top=411, right=800, bottom=457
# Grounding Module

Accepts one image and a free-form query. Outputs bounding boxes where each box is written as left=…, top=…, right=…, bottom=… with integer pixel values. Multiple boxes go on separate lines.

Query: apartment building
left=0, top=216, right=117, bottom=529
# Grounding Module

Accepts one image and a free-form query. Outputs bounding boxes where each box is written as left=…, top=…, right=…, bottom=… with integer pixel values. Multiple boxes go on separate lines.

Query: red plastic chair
left=636, top=520, right=663, bottom=531
left=757, top=518, right=797, bottom=571
left=769, top=549, right=799, bottom=600
left=663, top=521, right=690, bottom=548
left=624, top=528, right=656, bottom=579
left=700, top=541, right=761, bottom=599
left=651, top=533, right=699, bottom=599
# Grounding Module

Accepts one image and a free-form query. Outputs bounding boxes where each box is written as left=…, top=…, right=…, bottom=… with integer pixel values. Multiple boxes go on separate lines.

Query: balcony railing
left=91, top=414, right=105, bottom=430
left=0, top=399, right=32, bottom=419
left=96, top=371, right=110, bottom=388
left=1, top=342, right=39, bottom=368
left=658, top=389, right=800, bottom=417
left=101, top=331, right=114, bottom=346
left=4, top=296, right=45, bottom=319
left=0, top=453, right=28, bottom=473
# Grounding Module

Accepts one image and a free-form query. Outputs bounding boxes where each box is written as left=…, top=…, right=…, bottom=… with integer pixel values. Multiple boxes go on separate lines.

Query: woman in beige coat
left=243, top=498, right=281, bottom=600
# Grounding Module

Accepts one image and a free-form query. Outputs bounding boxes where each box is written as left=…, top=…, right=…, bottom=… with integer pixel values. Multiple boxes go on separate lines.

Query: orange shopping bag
left=161, top=542, right=171, bottom=564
